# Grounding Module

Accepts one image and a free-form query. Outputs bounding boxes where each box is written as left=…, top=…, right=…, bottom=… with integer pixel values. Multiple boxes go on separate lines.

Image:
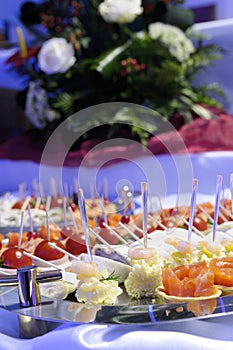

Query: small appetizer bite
left=124, top=246, right=162, bottom=299
left=34, top=239, right=69, bottom=266
left=0, top=247, right=33, bottom=269
left=71, top=260, right=123, bottom=305
left=209, top=257, right=233, bottom=293
left=157, top=261, right=221, bottom=301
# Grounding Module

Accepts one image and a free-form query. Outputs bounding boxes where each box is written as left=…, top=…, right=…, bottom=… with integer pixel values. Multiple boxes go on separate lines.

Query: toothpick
left=39, top=183, right=45, bottom=200
left=63, top=182, right=69, bottom=199
left=180, top=216, right=204, bottom=239
left=100, top=196, right=108, bottom=223
left=46, top=210, right=50, bottom=241
left=18, top=182, right=26, bottom=201
left=88, top=227, right=112, bottom=249
left=35, top=197, right=42, bottom=210
left=77, top=188, right=93, bottom=262
left=45, top=195, right=51, bottom=212
left=118, top=221, right=143, bottom=244
left=157, top=193, right=165, bottom=220
left=63, top=198, right=68, bottom=227
left=141, top=182, right=148, bottom=248
left=50, top=178, right=57, bottom=198
left=197, top=204, right=214, bottom=224
left=27, top=203, right=33, bottom=233
left=23, top=251, right=61, bottom=270
left=18, top=211, right=25, bottom=249
left=102, top=222, right=131, bottom=246
left=219, top=203, right=233, bottom=220
left=103, top=178, right=108, bottom=200
left=21, top=196, right=31, bottom=211
left=48, top=242, right=80, bottom=261
left=148, top=214, right=167, bottom=231
left=230, top=173, right=233, bottom=215
left=131, top=223, right=143, bottom=234
left=68, top=206, right=79, bottom=234
left=213, top=175, right=223, bottom=242
left=90, top=182, right=95, bottom=199
left=187, top=178, right=198, bottom=242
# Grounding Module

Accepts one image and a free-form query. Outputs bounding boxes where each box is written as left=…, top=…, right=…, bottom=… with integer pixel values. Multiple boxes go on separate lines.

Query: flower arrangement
left=6, top=0, right=223, bottom=144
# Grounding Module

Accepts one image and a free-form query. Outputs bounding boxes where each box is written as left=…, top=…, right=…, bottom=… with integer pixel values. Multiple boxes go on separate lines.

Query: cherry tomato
left=193, top=216, right=208, bottom=231
left=60, top=226, right=74, bottom=240
left=34, top=239, right=65, bottom=261
left=11, top=200, right=23, bottom=209
left=169, top=207, right=180, bottom=216
left=38, top=204, right=46, bottom=211
left=98, top=218, right=108, bottom=228
left=121, top=215, right=130, bottom=224
left=65, top=233, right=94, bottom=256
left=1, top=247, right=32, bottom=269
left=26, top=231, right=38, bottom=241
left=69, top=202, right=77, bottom=212
left=50, top=197, right=63, bottom=208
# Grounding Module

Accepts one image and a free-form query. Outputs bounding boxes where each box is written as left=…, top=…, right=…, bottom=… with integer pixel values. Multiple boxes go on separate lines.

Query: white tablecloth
left=1, top=307, right=233, bottom=350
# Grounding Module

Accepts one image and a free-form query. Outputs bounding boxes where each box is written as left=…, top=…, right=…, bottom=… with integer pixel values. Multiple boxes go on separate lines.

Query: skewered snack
left=209, top=257, right=233, bottom=293
left=0, top=247, right=33, bottom=269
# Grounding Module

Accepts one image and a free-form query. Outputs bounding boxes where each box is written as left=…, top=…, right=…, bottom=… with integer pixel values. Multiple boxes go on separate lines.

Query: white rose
left=25, top=80, right=60, bottom=129
left=98, top=0, right=143, bottom=24
left=38, top=37, right=76, bottom=75
left=148, top=22, right=195, bottom=62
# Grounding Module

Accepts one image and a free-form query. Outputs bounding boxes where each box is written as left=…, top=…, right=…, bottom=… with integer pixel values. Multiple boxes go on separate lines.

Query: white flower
left=98, top=0, right=143, bottom=24
left=148, top=22, right=195, bottom=62
left=38, top=37, right=76, bottom=74
left=25, top=80, right=60, bottom=129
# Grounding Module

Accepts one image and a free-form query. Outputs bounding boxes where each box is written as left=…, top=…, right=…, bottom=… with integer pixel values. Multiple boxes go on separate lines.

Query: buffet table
left=1, top=117, right=233, bottom=349
left=1, top=18, right=233, bottom=350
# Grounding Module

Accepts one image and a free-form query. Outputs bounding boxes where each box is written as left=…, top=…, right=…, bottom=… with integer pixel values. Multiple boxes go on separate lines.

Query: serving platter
left=1, top=190, right=233, bottom=338
left=1, top=283, right=233, bottom=339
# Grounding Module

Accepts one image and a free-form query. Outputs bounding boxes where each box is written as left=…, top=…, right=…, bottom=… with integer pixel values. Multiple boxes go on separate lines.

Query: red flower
left=5, top=47, right=40, bottom=68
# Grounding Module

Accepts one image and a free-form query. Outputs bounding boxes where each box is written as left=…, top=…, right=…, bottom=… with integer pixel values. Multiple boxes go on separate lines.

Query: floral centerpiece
left=6, top=0, right=223, bottom=145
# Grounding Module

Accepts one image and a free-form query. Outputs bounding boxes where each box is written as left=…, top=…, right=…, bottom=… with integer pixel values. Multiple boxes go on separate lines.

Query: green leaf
left=191, top=104, right=217, bottom=120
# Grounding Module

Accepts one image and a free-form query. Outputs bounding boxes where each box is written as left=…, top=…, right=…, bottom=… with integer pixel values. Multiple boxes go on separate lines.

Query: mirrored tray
left=1, top=285, right=233, bottom=333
